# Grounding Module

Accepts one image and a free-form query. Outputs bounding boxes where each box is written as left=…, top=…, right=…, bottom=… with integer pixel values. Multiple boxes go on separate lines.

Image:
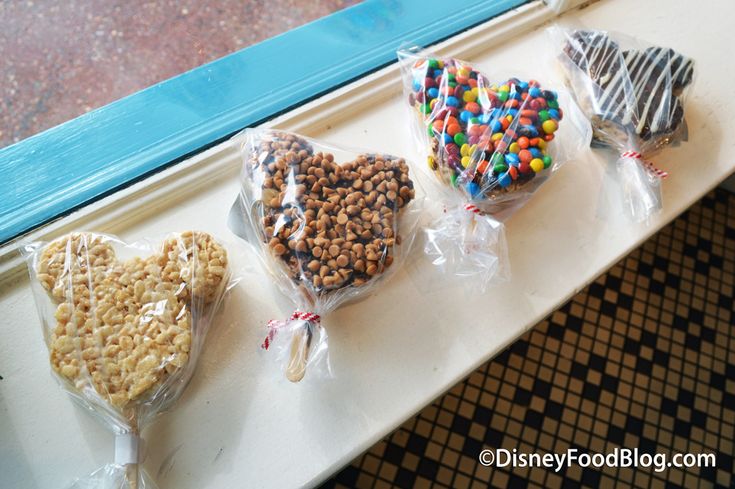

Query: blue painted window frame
left=0, top=0, right=527, bottom=244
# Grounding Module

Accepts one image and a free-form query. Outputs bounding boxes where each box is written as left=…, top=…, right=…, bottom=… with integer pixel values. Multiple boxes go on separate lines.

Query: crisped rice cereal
left=36, top=231, right=227, bottom=408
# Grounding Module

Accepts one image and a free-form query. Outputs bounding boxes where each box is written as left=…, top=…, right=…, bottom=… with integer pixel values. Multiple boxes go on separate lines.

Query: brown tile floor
left=0, top=0, right=359, bottom=148
left=322, top=189, right=735, bottom=489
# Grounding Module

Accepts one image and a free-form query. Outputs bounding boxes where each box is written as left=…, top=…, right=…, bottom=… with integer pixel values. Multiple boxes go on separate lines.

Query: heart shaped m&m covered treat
left=399, top=49, right=587, bottom=289
left=403, top=55, right=564, bottom=201
left=234, top=129, right=418, bottom=381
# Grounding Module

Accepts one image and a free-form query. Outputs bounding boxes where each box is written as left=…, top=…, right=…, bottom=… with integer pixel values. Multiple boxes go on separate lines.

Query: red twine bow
left=464, top=203, right=481, bottom=214
left=620, top=151, right=668, bottom=179
left=262, top=311, right=321, bottom=350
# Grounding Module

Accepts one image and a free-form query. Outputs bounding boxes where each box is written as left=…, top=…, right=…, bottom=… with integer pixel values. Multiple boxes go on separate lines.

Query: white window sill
left=1, top=0, right=734, bottom=488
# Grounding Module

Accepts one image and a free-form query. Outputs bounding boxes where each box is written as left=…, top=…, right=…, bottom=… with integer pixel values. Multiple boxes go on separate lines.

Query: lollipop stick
left=125, top=462, right=139, bottom=489
left=286, top=322, right=312, bottom=382
left=285, top=291, right=317, bottom=382
left=123, top=411, right=139, bottom=489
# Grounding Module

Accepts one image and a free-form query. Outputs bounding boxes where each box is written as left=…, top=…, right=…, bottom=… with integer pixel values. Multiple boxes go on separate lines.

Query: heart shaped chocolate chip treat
left=250, top=132, right=415, bottom=296
left=36, top=231, right=228, bottom=408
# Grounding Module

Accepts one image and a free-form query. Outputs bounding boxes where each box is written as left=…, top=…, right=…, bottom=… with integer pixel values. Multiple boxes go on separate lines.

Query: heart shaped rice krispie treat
left=36, top=231, right=227, bottom=408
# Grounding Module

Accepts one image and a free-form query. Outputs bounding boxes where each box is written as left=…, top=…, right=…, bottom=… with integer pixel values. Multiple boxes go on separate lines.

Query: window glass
left=0, top=0, right=525, bottom=245
left=1, top=0, right=359, bottom=149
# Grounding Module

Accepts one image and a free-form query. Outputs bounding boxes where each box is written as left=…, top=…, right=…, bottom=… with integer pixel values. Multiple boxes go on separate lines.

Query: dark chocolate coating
left=562, top=30, right=694, bottom=143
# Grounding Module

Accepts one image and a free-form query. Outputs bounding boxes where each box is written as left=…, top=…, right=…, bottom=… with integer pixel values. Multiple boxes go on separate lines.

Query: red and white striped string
left=464, top=203, right=481, bottom=214
left=262, top=311, right=321, bottom=350
left=620, top=151, right=668, bottom=179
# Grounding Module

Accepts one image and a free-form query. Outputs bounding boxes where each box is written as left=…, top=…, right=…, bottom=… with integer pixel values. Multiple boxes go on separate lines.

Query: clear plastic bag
left=228, top=129, right=420, bottom=382
left=398, top=47, right=590, bottom=289
left=22, top=231, right=233, bottom=489
left=551, top=26, right=695, bottom=221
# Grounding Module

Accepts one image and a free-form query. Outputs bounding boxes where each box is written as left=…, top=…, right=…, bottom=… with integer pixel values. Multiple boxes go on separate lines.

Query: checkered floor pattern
left=321, top=189, right=735, bottom=489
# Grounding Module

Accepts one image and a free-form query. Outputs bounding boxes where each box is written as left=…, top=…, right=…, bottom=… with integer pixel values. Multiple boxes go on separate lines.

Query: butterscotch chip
left=250, top=132, right=415, bottom=296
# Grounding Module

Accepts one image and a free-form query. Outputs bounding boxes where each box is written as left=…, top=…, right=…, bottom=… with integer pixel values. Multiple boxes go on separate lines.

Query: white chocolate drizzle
left=566, top=31, right=694, bottom=139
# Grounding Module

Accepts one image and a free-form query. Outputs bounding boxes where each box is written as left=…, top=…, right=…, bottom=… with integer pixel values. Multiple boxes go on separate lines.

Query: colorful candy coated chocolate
left=530, top=158, right=544, bottom=173
left=410, top=57, right=563, bottom=197
left=498, top=171, right=511, bottom=187
left=542, top=120, right=558, bottom=134
left=466, top=182, right=480, bottom=196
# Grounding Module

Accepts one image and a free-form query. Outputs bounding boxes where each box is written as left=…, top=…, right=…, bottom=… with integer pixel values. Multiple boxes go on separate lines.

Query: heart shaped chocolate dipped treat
left=555, top=28, right=695, bottom=221
left=561, top=30, right=694, bottom=146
